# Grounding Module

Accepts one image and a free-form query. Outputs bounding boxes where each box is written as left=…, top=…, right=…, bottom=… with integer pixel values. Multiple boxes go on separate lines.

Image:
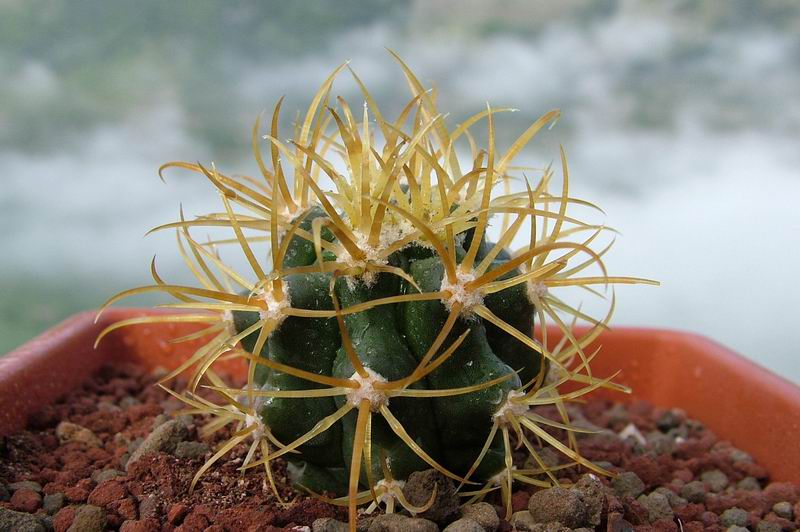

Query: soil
left=1, top=365, right=799, bottom=531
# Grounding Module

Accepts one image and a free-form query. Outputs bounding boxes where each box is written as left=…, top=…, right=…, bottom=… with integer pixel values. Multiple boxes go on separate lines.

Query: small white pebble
left=619, top=423, right=646, bottom=445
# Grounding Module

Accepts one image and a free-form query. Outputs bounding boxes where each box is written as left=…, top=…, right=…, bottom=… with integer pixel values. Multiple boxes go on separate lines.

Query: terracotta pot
left=2, top=308, right=798, bottom=483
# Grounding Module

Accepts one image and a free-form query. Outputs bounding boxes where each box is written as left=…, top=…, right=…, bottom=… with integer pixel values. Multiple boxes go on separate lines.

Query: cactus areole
left=99, top=53, right=656, bottom=529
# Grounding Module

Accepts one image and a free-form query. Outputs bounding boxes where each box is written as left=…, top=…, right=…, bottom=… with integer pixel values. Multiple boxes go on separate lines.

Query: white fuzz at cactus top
left=440, top=267, right=484, bottom=313
left=256, top=287, right=291, bottom=324
left=346, top=367, right=389, bottom=411
left=337, top=232, right=388, bottom=287
left=493, top=390, right=529, bottom=423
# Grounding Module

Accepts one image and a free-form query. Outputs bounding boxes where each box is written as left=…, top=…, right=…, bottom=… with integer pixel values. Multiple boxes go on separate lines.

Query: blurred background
left=2, top=0, right=798, bottom=381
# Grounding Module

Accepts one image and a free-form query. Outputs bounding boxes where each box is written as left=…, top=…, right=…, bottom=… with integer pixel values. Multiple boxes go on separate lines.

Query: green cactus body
left=256, top=273, right=343, bottom=466
left=482, top=262, right=546, bottom=388
left=332, top=273, right=440, bottom=483
left=232, top=210, right=541, bottom=495
left=401, top=255, right=521, bottom=473
left=238, top=208, right=345, bottom=468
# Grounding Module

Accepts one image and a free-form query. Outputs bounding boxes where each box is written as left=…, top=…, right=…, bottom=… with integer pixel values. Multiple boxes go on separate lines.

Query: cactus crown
left=99, top=53, right=656, bottom=530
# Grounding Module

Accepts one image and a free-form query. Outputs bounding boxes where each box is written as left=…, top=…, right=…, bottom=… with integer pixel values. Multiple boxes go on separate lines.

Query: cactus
left=98, top=54, right=656, bottom=530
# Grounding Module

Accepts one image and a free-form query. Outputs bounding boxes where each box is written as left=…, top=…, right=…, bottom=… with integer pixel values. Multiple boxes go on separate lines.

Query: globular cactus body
left=234, top=218, right=540, bottom=494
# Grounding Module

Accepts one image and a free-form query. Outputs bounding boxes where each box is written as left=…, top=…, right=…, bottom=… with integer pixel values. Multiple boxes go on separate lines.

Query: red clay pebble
left=275, top=497, right=342, bottom=526
left=180, top=509, right=210, bottom=530
left=734, top=460, right=769, bottom=479
left=10, top=487, right=42, bottom=512
left=607, top=511, right=633, bottom=531
left=110, top=497, right=138, bottom=521
left=700, top=510, right=720, bottom=526
left=120, top=518, right=160, bottom=532
left=674, top=502, right=704, bottom=522
left=168, top=503, right=189, bottom=525
left=622, top=497, right=650, bottom=525
left=651, top=518, right=678, bottom=531
left=760, top=511, right=795, bottom=529
left=763, top=482, right=800, bottom=506
left=729, top=489, right=768, bottom=513
left=511, top=490, right=529, bottom=512
left=53, top=506, right=76, bottom=532
left=63, top=484, right=91, bottom=503
left=87, top=479, right=126, bottom=506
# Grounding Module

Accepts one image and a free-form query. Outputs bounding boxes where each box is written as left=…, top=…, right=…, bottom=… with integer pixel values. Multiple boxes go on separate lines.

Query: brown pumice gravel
left=1, top=365, right=799, bottom=531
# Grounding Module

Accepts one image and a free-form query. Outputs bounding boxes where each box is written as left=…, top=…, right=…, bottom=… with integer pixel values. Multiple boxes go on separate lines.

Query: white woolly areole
left=490, top=465, right=516, bottom=485
left=375, top=479, right=405, bottom=504
left=274, top=204, right=296, bottom=243
left=346, top=368, right=389, bottom=411
left=244, top=413, right=265, bottom=441
left=493, top=390, right=529, bottom=423
left=544, top=362, right=562, bottom=386
left=526, top=280, right=549, bottom=303
left=257, top=287, right=291, bottom=323
left=221, top=309, right=237, bottom=336
left=377, top=215, right=415, bottom=249
left=414, top=230, right=466, bottom=252
left=440, top=267, right=483, bottom=313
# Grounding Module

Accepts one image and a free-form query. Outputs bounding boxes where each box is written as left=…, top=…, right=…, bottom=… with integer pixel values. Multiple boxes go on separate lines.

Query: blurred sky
left=2, top=0, right=799, bottom=381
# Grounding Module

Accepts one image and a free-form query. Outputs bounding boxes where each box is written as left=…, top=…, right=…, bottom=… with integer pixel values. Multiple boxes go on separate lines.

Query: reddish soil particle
left=10, top=487, right=42, bottom=512
left=119, top=518, right=160, bottom=531
left=88, top=479, right=128, bottom=506
left=607, top=512, right=632, bottom=531
left=274, top=497, right=344, bottom=526
left=53, top=506, right=76, bottom=532
left=511, top=489, right=530, bottom=512
left=216, top=507, right=276, bottom=530
left=731, top=489, right=769, bottom=512
left=763, top=512, right=795, bottom=529
left=763, top=481, right=800, bottom=506
left=672, top=469, right=693, bottom=483
left=179, top=507, right=211, bottom=531
left=734, top=460, right=769, bottom=479
left=673, top=502, right=704, bottom=522
left=622, top=455, right=673, bottom=488
left=606, top=494, right=624, bottom=515
left=622, top=497, right=650, bottom=525
left=700, top=510, right=720, bottom=526
left=168, top=502, right=190, bottom=524
left=112, top=497, right=139, bottom=520
left=651, top=518, right=679, bottom=531
left=64, top=483, right=91, bottom=503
